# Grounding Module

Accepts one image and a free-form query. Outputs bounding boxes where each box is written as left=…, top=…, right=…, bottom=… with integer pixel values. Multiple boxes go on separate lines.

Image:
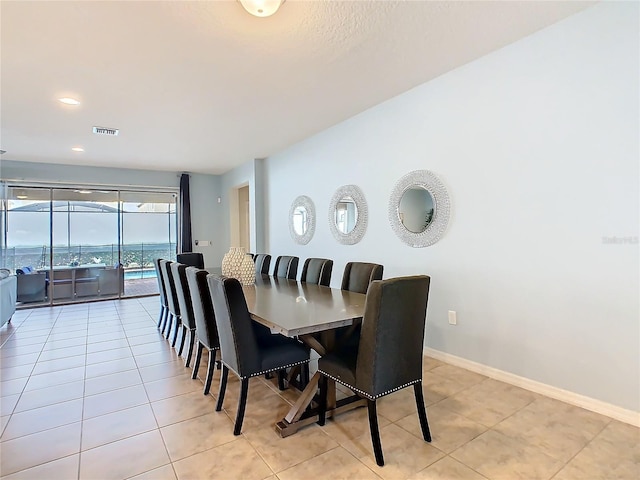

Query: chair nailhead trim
left=240, top=359, right=310, bottom=380
left=317, top=369, right=420, bottom=400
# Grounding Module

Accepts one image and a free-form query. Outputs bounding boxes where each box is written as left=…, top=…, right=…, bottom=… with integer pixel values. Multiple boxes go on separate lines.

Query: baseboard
left=424, top=347, right=640, bottom=428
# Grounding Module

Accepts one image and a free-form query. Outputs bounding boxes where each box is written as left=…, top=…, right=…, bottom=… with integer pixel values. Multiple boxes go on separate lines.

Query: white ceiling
left=1, top=0, right=594, bottom=175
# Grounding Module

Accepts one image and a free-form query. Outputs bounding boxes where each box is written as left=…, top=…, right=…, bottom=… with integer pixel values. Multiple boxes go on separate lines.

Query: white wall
left=262, top=2, right=639, bottom=411
left=219, top=158, right=267, bottom=262
left=0, top=160, right=224, bottom=267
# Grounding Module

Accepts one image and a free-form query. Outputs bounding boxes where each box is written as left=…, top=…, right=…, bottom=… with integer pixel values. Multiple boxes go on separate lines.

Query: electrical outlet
left=448, top=310, right=457, bottom=325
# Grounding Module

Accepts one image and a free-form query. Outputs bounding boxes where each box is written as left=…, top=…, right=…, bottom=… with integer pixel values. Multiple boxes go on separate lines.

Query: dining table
left=241, top=274, right=367, bottom=437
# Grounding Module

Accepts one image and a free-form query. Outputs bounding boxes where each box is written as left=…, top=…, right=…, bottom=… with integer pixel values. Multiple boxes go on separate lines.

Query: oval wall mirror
left=329, top=185, right=368, bottom=245
left=388, top=170, right=450, bottom=247
left=289, top=195, right=315, bottom=245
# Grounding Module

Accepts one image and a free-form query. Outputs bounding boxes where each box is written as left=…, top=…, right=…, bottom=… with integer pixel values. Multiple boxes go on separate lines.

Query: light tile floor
left=0, top=298, right=638, bottom=480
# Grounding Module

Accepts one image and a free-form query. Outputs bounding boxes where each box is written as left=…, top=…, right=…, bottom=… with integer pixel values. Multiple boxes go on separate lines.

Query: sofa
left=16, top=266, right=48, bottom=303
left=1, top=269, right=17, bottom=327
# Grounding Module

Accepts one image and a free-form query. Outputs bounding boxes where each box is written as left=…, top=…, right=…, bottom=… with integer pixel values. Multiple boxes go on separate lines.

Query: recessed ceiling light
left=16, top=195, right=28, bottom=199
left=74, top=190, right=92, bottom=194
left=59, top=97, right=80, bottom=105
left=71, top=147, right=85, bottom=152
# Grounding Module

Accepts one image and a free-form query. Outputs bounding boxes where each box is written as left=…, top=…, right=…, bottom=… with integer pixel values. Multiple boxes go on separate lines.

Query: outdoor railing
left=2, top=242, right=176, bottom=273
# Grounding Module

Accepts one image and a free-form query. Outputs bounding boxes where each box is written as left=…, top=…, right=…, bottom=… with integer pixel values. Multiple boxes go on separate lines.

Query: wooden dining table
left=242, top=274, right=367, bottom=437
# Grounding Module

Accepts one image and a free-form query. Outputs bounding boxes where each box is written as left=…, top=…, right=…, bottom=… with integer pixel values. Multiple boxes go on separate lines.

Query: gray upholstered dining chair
left=186, top=267, right=221, bottom=395
left=159, top=259, right=181, bottom=347
left=253, top=254, right=271, bottom=276
left=300, top=258, right=333, bottom=287
left=207, top=275, right=310, bottom=435
left=177, top=252, right=205, bottom=269
left=170, top=262, right=197, bottom=366
left=273, top=255, right=299, bottom=280
left=154, top=258, right=169, bottom=332
left=341, top=261, right=384, bottom=294
left=336, top=261, right=384, bottom=346
left=317, top=275, right=432, bottom=466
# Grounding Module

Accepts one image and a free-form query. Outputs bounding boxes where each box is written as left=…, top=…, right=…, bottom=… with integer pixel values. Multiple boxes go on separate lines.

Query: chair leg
left=367, top=399, right=384, bottom=467
left=216, top=365, right=229, bottom=412
left=317, top=375, right=327, bottom=426
left=165, top=313, right=173, bottom=340
left=160, top=308, right=169, bottom=334
left=234, top=378, right=249, bottom=436
left=157, top=305, right=165, bottom=329
left=277, top=370, right=286, bottom=390
left=171, top=318, right=181, bottom=347
left=203, top=349, right=216, bottom=395
left=414, top=382, right=432, bottom=442
left=184, top=329, right=196, bottom=368
left=177, top=325, right=187, bottom=356
left=191, top=342, right=204, bottom=380
left=301, top=363, right=309, bottom=389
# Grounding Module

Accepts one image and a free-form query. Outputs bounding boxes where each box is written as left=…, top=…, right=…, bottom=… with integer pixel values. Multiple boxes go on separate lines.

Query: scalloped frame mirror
left=388, top=170, right=450, bottom=247
left=329, top=185, right=368, bottom=245
left=289, top=195, right=316, bottom=245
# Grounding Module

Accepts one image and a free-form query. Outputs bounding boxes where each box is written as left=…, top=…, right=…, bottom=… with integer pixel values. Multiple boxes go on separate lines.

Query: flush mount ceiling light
left=238, top=0, right=284, bottom=17
left=59, top=97, right=80, bottom=105
left=71, top=146, right=85, bottom=152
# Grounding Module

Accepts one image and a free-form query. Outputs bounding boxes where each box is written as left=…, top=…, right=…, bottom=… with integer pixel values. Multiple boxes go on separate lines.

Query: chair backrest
left=207, top=275, right=261, bottom=377
left=153, top=259, right=168, bottom=306
left=300, top=258, right=333, bottom=286
left=274, top=255, right=299, bottom=280
left=186, top=267, right=219, bottom=350
left=177, top=252, right=205, bottom=269
left=171, top=262, right=195, bottom=330
left=160, top=259, right=180, bottom=316
left=341, top=262, right=384, bottom=294
left=355, top=276, right=430, bottom=398
left=254, top=254, right=271, bottom=276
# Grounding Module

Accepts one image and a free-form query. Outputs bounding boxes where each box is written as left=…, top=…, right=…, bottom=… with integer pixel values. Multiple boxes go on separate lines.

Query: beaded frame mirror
left=328, top=185, right=368, bottom=245
left=289, top=195, right=316, bottom=245
left=388, top=170, right=451, bottom=247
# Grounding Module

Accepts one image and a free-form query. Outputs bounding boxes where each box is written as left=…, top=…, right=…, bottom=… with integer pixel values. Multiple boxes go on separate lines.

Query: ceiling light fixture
left=239, top=0, right=284, bottom=17
left=71, top=147, right=85, bottom=152
left=59, top=97, right=80, bottom=105
left=16, top=195, right=28, bottom=199
left=74, top=190, right=92, bottom=194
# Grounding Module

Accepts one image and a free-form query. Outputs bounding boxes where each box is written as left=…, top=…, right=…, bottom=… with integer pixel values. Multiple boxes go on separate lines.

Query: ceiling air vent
left=92, top=126, right=119, bottom=136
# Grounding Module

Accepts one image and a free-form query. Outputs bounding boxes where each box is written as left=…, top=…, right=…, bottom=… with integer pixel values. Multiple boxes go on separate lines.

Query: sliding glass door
left=0, top=183, right=177, bottom=306
left=120, top=190, right=176, bottom=297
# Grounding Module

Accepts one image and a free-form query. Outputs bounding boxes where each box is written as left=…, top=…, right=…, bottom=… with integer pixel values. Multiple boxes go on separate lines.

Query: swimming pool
left=124, top=270, right=157, bottom=280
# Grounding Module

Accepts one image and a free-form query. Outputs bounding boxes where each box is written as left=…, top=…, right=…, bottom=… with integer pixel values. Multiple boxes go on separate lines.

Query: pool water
left=124, top=270, right=157, bottom=280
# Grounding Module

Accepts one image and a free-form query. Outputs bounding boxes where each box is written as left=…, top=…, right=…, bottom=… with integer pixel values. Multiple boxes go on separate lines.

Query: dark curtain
left=179, top=173, right=193, bottom=253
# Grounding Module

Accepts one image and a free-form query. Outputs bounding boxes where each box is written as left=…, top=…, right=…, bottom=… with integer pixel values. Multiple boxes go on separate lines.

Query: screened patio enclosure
left=0, top=184, right=177, bottom=306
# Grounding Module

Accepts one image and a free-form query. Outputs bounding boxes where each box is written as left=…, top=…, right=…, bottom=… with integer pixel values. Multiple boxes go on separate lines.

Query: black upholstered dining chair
left=317, top=275, right=432, bottom=466
left=153, top=258, right=169, bottom=332
left=159, top=259, right=181, bottom=347
left=186, top=267, right=220, bottom=395
left=207, top=275, right=310, bottom=435
left=253, top=254, right=271, bottom=276
left=170, top=262, right=197, bottom=366
left=300, top=258, right=333, bottom=287
left=177, top=252, right=205, bottom=269
left=273, top=255, right=299, bottom=280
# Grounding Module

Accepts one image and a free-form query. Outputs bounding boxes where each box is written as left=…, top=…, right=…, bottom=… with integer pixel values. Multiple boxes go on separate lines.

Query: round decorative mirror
left=329, top=185, right=368, bottom=245
left=289, top=195, right=315, bottom=245
left=389, top=170, right=450, bottom=247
